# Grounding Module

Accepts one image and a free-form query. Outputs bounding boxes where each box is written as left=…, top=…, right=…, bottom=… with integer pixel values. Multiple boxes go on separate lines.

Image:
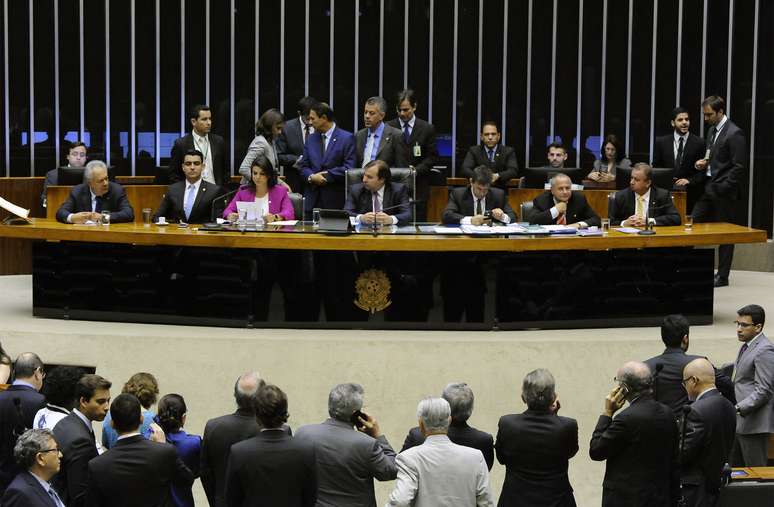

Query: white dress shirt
left=356, top=185, right=398, bottom=225
left=673, top=132, right=688, bottom=160
left=460, top=189, right=511, bottom=225
left=192, top=130, right=215, bottom=184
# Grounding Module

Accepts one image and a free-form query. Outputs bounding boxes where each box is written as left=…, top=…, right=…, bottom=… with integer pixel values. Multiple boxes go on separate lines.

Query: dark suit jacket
left=652, top=133, right=706, bottom=182
left=299, top=126, right=356, bottom=210
left=55, top=182, right=134, bottom=223
left=589, top=395, right=679, bottom=507
left=52, top=412, right=98, bottom=507
left=0, top=385, right=46, bottom=494
left=460, top=144, right=519, bottom=186
left=442, top=186, right=517, bottom=225
left=225, top=430, right=317, bottom=507
left=41, top=168, right=59, bottom=207
left=528, top=191, right=600, bottom=227
left=1, top=470, right=58, bottom=507
left=168, top=133, right=229, bottom=186
left=704, top=119, right=746, bottom=199
left=609, top=186, right=681, bottom=226
left=153, top=180, right=221, bottom=223
left=400, top=420, right=494, bottom=470
left=495, top=410, right=579, bottom=507
left=344, top=182, right=411, bottom=225
left=681, top=389, right=736, bottom=505
left=85, top=434, right=193, bottom=507
left=386, top=117, right=437, bottom=206
left=355, top=124, right=410, bottom=168
left=276, top=117, right=307, bottom=167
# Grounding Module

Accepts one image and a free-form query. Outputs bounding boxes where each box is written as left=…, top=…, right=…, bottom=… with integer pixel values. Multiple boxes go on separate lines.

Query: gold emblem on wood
left=354, top=268, right=392, bottom=314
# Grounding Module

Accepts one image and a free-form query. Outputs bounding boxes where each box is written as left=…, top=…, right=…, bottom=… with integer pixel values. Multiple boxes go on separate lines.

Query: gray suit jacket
left=386, top=434, right=493, bottom=507
left=238, top=135, right=280, bottom=185
left=734, top=333, right=774, bottom=434
left=294, top=418, right=397, bottom=507
left=355, top=124, right=410, bottom=168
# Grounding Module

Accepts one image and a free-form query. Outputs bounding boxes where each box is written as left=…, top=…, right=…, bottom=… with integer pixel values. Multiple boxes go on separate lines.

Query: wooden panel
left=46, top=186, right=167, bottom=224
left=0, top=178, right=44, bottom=275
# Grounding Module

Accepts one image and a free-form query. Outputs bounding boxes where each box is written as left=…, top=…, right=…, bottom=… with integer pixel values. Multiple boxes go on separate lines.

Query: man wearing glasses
left=728, top=304, right=774, bottom=466
left=1, top=428, right=65, bottom=506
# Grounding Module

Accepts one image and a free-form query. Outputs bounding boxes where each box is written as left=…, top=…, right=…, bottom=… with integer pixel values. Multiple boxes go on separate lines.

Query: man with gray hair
left=1, top=428, right=64, bottom=506
left=400, top=382, right=494, bottom=470
left=386, top=397, right=493, bottom=506
left=294, top=383, right=397, bottom=507
left=589, top=361, right=679, bottom=506
left=496, top=369, right=578, bottom=506
left=356, top=96, right=410, bottom=168
left=55, top=160, right=134, bottom=224
left=526, top=172, right=599, bottom=228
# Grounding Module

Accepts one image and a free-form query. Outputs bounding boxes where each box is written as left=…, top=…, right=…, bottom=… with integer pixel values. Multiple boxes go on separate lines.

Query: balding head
left=14, top=353, right=44, bottom=391
left=616, top=361, right=652, bottom=399
left=233, top=372, right=264, bottom=412
left=683, top=358, right=716, bottom=401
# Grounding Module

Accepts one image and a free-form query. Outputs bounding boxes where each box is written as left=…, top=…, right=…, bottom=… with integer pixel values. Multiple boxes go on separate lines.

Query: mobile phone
left=350, top=410, right=367, bottom=429
left=617, top=382, right=630, bottom=396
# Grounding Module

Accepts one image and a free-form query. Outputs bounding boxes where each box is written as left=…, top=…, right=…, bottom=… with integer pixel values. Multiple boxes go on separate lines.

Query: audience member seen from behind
left=223, top=156, right=295, bottom=223
left=496, top=369, right=579, bottom=507
left=0, top=342, right=11, bottom=384
left=42, top=141, right=88, bottom=207
left=156, top=394, right=201, bottom=507
left=226, top=384, right=317, bottom=507
left=102, top=372, right=159, bottom=449
left=400, top=382, right=494, bottom=470
left=588, top=134, right=630, bottom=182
left=239, top=108, right=290, bottom=191
left=55, top=160, right=134, bottom=224
left=0, top=429, right=64, bottom=507
left=34, top=366, right=84, bottom=430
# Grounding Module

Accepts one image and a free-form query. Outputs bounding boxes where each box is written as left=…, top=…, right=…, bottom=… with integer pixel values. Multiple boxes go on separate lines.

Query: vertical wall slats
left=524, top=0, right=533, bottom=167
left=28, top=0, right=34, bottom=175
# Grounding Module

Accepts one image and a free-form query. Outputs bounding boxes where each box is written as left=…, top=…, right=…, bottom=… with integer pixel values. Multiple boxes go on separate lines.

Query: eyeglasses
left=734, top=321, right=756, bottom=328
left=38, top=448, right=60, bottom=455
left=35, top=367, right=46, bottom=380
left=681, top=376, right=697, bottom=386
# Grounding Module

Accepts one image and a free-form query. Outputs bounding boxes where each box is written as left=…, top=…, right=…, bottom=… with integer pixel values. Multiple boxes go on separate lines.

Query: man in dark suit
left=345, top=160, right=411, bottom=226
left=589, top=361, right=679, bottom=507
left=652, top=107, right=706, bottom=213
left=168, top=104, right=228, bottom=186
left=693, top=96, right=747, bottom=287
left=496, top=369, right=578, bottom=507
left=442, top=165, right=516, bottom=225
left=299, top=102, right=356, bottom=214
left=85, top=393, right=193, bottom=507
left=355, top=96, right=410, bottom=169
left=1, top=429, right=65, bottom=507
left=153, top=149, right=221, bottom=223
left=41, top=141, right=88, bottom=208
left=276, top=95, right=317, bottom=193
left=0, top=353, right=46, bottom=496
left=459, top=121, right=519, bottom=187
left=225, top=384, right=316, bottom=507
left=52, top=374, right=111, bottom=507
left=400, top=382, right=494, bottom=470
left=387, top=89, right=437, bottom=221
left=609, top=163, right=680, bottom=227
left=680, top=358, right=736, bottom=507
left=528, top=173, right=600, bottom=228
left=55, top=160, right=134, bottom=224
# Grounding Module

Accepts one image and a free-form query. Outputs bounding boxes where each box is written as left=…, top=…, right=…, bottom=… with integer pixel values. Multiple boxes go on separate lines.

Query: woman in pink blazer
left=223, top=154, right=295, bottom=222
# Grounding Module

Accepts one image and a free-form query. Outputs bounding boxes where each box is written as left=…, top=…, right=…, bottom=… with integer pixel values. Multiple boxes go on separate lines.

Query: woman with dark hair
left=0, top=342, right=11, bottom=384
left=156, top=393, right=200, bottom=507
left=588, top=134, right=631, bottom=181
left=238, top=108, right=289, bottom=188
left=223, top=154, right=295, bottom=222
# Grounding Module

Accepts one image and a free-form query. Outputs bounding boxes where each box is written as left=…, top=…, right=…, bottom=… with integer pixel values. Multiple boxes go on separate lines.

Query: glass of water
left=312, top=208, right=321, bottom=228
left=101, top=211, right=111, bottom=226
left=601, top=218, right=610, bottom=234
left=684, top=214, right=693, bottom=231
left=142, top=208, right=152, bottom=227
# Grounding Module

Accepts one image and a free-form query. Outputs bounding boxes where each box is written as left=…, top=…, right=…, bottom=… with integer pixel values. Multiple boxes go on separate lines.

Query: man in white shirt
left=345, top=160, right=411, bottom=226
left=167, top=105, right=228, bottom=186
left=442, top=166, right=515, bottom=225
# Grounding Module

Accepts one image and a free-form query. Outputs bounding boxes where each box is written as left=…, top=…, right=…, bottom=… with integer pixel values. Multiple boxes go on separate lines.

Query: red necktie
left=557, top=213, right=566, bottom=225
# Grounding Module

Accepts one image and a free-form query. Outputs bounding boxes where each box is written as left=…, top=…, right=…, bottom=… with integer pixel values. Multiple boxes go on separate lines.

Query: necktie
left=403, top=123, right=411, bottom=143
left=557, top=212, right=566, bottom=225
left=708, top=126, right=717, bottom=149
left=184, top=184, right=196, bottom=221
left=475, top=198, right=482, bottom=216
left=488, top=149, right=495, bottom=162
left=94, top=196, right=102, bottom=213
left=636, top=196, right=645, bottom=219
left=362, top=133, right=375, bottom=168
left=733, top=342, right=749, bottom=380
left=48, top=486, right=65, bottom=507
left=675, top=137, right=684, bottom=171
left=320, top=133, right=327, bottom=157
left=372, top=192, right=381, bottom=213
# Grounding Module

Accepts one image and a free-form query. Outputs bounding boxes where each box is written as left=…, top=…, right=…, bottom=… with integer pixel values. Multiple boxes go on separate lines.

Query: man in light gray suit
left=386, top=397, right=493, bottom=507
left=294, top=383, right=397, bottom=507
left=730, top=304, right=774, bottom=466
left=356, top=97, right=410, bottom=169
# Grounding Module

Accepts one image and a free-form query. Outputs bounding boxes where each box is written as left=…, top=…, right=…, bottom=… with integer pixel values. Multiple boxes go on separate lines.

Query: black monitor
left=616, top=166, right=675, bottom=190
left=521, top=167, right=586, bottom=189
left=57, top=165, right=115, bottom=185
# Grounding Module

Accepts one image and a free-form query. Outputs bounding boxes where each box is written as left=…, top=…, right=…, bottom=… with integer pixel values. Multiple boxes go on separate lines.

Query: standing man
left=527, top=173, right=599, bottom=228
left=460, top=121, right=519, bottom=187
left=277, top=96, right=317, bottom=192
left=730, top=304, right=774, bottom=466
left=42, top=141, right=88, bottom=207
left=344, top=160, right=411, bottom=226
left=692, top=96, right=747, bottom=287
left=609, top=163, right=681, bottom=227
left=355, top=97, right=409, bottom=169
left=153, top=149, right=221, bottom=223
left=55, top=161, right=134, bottom=224
left=168, top=105, right=228, bottom=186
left=387, top=90, right=437, bottom=221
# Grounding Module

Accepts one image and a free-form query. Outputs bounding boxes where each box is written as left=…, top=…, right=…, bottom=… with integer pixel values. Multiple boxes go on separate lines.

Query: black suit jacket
left=609, top=186, right=681, bottom=226
left=386, top=117, right=437, bottom=179
left=0, top=385, right=46, bottom=495
left=168, top=133, right=229, bottom=186
left=1, top=470, right=58, bottom=507
left=355, top=124, right=410, bottom=168
left=400, top=420, right=494, bottom=470
left=529, top=191, right=600, bottom=227
left=55, top=182, right=134, bottom=223
left=153, top=180, right=221, bottom=223
left=460, top=144, right=519, bottom=186
left=652, top=133, right=706, bottom=181
left=276, top=117, right=307, bottom=168
left=85, top=434, right=193, bottom=507
left=344, top=182, right=411, bottom=226
left=495, top=410, right=579, bottom=507
left=442, top=186, right=516, bottom=225
left=225, top=430, right=316, bottom=507
left=52, top=412, right=98, bottom=507
left=589, top=395, right=679, bottom=507
left=681, top=389, right=736, bottom=504
left=704, top=119, right=746, bottom=199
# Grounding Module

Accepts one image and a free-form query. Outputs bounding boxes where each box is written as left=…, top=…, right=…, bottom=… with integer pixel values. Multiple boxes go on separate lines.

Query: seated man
left=42, top=141, right=87, bottom=208
left=459, top=121, right=519, bottom=187
left=442, top=166, right=516, bottom=225
left=344, top=160, right=411, bottom=226
left=609, top=162, right=680, bottom=227
left=528, top=173, right=599, bottom=228
left=153, top=149, right=221, bottom=223
left=55, top=160, right=134, bottom=224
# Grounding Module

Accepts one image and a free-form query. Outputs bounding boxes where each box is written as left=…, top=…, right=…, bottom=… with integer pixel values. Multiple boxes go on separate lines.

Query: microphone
left=209, top=187, right=240, bottom=222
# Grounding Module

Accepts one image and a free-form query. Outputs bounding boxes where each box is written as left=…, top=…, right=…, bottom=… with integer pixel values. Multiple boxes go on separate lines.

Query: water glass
left=142, top=208, right=152, bottom=226
left=684, top=214, right=693, bottom=231
left=312, top=208, right=321, bottom=227
left=601, top=218, right=610, bottom=234
left=101, top=211, right=111, bottom=226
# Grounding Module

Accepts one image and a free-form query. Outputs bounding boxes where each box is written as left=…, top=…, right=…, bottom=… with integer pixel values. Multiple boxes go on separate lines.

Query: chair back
left=519, top=201, right=534, bottom=223
left=288, top=192, right=304, bottom=221
left=345, top=167, right=417, bottom=222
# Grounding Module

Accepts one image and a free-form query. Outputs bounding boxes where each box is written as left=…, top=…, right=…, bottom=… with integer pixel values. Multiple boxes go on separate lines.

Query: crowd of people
left=0, top=304, right=769, bottom=506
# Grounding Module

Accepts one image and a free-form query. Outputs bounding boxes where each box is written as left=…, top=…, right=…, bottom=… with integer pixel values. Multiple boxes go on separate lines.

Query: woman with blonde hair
left=101, top=372, right=160, bottom=449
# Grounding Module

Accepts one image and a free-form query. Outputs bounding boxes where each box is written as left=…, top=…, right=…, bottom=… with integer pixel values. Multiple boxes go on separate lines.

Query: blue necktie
left=48, top=486, right=65, bottom=507
left=488, top=149, right=495, bottom=162
left=403, top=123, right=411, bottom=143
left=184, top=184, right=195, bottom=221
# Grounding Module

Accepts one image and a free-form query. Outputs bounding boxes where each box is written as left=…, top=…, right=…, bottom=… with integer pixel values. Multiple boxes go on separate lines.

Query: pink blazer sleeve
left=269, top=185, right=295, bottom=220
left=222, top=187, right=255, bottom=218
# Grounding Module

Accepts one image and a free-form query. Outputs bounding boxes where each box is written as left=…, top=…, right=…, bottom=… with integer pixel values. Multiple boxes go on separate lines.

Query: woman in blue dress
left=157, top=393, right=201, bottom=507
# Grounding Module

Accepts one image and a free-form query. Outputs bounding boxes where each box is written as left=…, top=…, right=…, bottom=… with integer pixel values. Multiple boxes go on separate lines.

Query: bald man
left=680, top=358, right=736, bottom=507
left=589, top=361, right=679, bottom=507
